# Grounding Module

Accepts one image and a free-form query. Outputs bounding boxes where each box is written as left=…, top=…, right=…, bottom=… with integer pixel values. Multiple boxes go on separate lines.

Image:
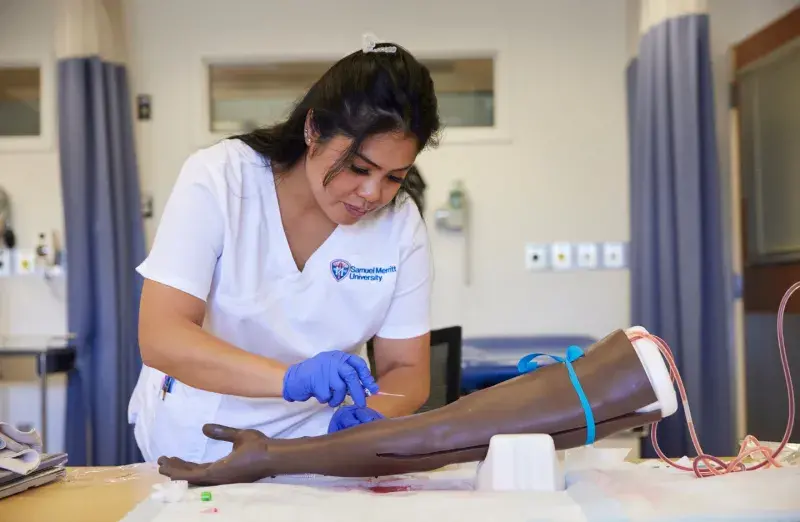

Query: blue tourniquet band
left=517, top=345, right=596, bottom=445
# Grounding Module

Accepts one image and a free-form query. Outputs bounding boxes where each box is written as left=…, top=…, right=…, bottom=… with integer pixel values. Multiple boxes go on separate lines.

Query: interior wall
left=0, top=0, right=68, bottom=452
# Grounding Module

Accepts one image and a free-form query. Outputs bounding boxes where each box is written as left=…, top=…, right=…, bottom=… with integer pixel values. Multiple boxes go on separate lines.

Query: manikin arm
left=158, top=330, right=670, bottom=485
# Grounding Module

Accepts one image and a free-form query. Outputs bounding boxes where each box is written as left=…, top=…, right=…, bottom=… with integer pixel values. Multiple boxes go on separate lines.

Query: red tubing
left=627, top=281, right=798, bottom=478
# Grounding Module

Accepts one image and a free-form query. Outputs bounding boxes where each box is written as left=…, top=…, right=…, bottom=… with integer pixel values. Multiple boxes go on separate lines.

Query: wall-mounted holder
left=0, top=186, right=16, bottom=251
left=434, top=180, right=471, bottom=286
left=37, top=231, right=65, bottom=280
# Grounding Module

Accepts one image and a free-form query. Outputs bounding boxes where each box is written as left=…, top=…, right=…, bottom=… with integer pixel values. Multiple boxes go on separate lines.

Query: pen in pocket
left=160, top=375, right=175, bottom=400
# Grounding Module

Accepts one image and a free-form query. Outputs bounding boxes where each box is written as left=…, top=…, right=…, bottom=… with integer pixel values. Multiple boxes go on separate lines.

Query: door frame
left=729, top=5, right=800, bottom=442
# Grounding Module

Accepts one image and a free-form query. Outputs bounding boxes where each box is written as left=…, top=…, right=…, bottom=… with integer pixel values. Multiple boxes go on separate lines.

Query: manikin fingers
left=202, top=423, right=241, bottom=442
left=158, top=457, right=212, bottom=483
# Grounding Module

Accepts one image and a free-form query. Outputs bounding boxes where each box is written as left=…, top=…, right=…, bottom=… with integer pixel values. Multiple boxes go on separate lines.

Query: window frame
left=737, top=42, right=800, bottom=265
left=193, top=47, right=510, bottom=148
left=0, top=60, right=55, bottom=152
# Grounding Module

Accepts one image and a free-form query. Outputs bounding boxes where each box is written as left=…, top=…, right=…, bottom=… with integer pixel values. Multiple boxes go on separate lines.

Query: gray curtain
left=58, top=56, right=146, bottom=465
left=627, top=14, right=734, bottom=458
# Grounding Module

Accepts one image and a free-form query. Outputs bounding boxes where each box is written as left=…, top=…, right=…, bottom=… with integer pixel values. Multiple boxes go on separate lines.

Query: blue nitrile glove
left=328, top=405, right=385, bottom=433
left=282, top=350, right=379, bottom=408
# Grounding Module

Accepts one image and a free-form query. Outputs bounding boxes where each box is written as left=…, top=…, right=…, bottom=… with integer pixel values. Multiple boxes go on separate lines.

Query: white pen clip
left=362, top=32, right=397, bottom=54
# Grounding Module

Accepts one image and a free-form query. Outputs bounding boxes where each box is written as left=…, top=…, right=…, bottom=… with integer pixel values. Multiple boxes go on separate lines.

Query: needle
left=365, top=389, right=405, bottom=398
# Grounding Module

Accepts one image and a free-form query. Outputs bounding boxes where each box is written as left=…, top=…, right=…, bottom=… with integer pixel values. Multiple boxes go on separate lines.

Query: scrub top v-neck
left=127, top=139, right=433, bottom=464
left=263, top=163, right=343, bottom=280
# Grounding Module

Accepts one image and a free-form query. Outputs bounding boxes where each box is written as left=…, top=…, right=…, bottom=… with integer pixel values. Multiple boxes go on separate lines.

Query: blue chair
left=459, top=335, right=598, bottom=394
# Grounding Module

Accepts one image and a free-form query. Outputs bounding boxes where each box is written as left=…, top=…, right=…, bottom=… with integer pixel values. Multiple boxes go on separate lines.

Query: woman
left=128, top=38, right=440, bottom=464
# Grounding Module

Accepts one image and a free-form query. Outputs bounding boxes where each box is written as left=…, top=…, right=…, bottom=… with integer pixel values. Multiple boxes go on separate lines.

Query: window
left=0, top=66, right=41, bottom=137
left=738, top=43, right=800, bottom=263
left=424, top=58, right=494, bottom=127
left=207, top=57, right=495, bottom=133
left=209, top=62, right=331, bottom=133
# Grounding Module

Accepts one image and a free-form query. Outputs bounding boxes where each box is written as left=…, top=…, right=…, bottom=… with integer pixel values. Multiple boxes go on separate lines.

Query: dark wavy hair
left=404, top=165, right=427, bottom=214
left=233, top=41, right=440, bottom=210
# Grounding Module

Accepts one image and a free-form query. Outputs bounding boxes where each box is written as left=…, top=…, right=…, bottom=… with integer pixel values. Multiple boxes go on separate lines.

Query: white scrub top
left=128, top=139, right=432, bottom=463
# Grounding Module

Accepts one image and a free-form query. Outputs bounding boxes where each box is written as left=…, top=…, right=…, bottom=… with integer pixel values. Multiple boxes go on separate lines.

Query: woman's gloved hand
left=282, top=350, right=379, bottom=408
left=328, top=405, right=385, bottom=433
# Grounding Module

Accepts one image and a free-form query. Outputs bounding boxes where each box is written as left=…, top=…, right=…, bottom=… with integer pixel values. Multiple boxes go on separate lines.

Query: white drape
left=54, top=0, right=127, bottom=64
left=635, top=0, right=709, bottom=35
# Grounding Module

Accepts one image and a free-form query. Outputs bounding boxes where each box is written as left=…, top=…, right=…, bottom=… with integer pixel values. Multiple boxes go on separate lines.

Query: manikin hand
left=157, top=424, right=270, bottom=486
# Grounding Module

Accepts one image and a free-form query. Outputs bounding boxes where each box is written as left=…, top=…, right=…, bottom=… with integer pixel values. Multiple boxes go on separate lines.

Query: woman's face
left=305, top=130, right=418, bottom=225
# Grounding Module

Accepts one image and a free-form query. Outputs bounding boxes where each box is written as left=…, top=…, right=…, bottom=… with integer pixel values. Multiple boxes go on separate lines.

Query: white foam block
left=475, top=434, right=565, bottom=492
left=625, top=326, right=678, bottom=418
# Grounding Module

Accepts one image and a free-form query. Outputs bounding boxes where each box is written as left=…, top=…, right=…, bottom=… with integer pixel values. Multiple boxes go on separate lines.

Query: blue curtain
left=627, top=14, right=734, bottom=458
left=58, top=56, right=146, bottom=465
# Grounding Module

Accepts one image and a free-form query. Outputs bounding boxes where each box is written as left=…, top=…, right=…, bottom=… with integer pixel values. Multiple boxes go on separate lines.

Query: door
left=731, top=6, right=800, bottom=443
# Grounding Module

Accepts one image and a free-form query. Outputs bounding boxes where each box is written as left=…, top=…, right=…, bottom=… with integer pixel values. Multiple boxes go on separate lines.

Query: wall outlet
left=525, top=243, right=549, bottom=271
left=576, top=243, right=599, bottom=269
left=14, top=248, right=36, bottom=275
left=551, top=242, right=573, bottom=270
left=602, top=242, right=626, bottom=269
left=0, top=249, right=10, bottom=277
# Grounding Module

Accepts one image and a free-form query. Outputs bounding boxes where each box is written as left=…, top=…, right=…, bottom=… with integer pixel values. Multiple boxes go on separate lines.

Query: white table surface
left=0, top=334, right=75, bottom=353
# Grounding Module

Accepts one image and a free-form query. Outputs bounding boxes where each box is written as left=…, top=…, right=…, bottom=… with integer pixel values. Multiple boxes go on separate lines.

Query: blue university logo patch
left=330, top=258, right=397, bottom=282
left=330, top=259, right=351, bottom=282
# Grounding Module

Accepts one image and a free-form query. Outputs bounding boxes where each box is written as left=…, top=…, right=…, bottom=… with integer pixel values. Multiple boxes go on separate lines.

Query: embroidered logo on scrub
left=330, top=259, right=351, bottom=281
left=330, top=259, right=396, bottom=282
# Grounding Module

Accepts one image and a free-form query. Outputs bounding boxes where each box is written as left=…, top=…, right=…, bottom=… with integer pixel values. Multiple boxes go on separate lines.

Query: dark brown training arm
left=158, top=329, right=662, bottom=485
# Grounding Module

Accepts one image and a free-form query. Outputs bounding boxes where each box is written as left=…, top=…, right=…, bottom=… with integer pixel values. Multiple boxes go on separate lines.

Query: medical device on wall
left=434, top=180, right=471, bottom=285
left=0, top=186, right=64, bottom=281
left=0, top=186, right=16, bottom=249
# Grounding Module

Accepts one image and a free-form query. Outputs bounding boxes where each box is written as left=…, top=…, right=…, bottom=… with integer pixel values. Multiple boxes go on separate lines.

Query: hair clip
left=362, top=32, right=396, bottom=54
